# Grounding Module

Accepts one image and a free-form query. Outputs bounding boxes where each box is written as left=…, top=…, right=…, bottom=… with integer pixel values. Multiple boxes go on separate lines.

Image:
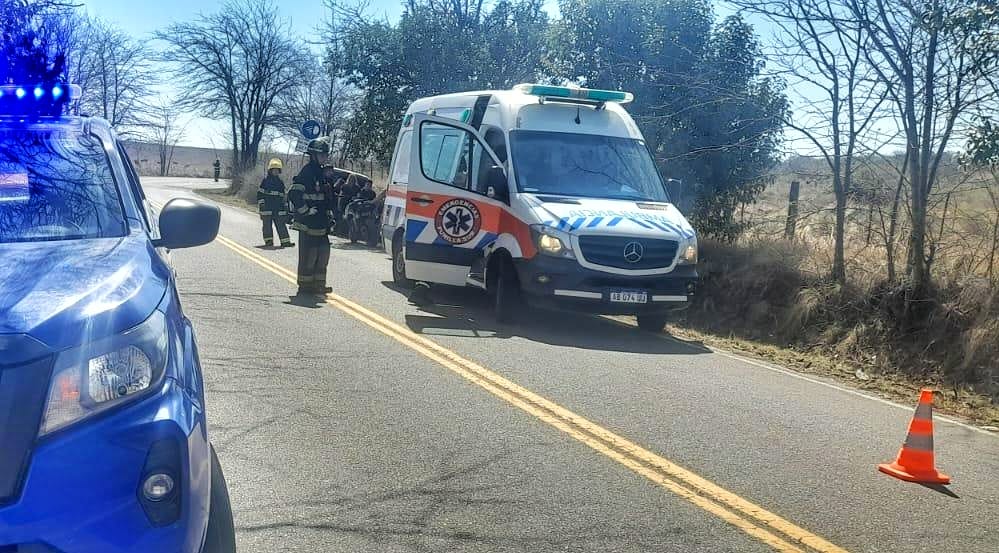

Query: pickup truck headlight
left=677, top=240, right=698, bottom=265
left=531, top=225, right=576, bottom=259
left=40, top=310, right=169, bottom=435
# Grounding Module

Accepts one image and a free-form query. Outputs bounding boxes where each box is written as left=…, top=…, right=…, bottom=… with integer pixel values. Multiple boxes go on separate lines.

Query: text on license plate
left=610, top=291, right=648, bottom=304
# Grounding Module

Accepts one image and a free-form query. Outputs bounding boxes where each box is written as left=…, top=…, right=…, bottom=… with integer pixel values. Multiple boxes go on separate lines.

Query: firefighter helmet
left=306, top=137, right=331, bottom=156
left=267, top=158, right=283, bottom=171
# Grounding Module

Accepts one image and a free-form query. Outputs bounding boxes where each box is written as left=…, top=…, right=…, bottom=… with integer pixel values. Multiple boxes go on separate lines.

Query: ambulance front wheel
left=494, top=260, right=523, bottom=324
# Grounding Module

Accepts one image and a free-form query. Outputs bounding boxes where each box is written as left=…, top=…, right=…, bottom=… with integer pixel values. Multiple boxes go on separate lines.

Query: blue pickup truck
left=0, top=83, right=235, bottom=553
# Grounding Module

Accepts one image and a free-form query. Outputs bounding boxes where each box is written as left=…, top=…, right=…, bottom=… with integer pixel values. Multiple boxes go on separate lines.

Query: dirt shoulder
left=665, top=324, right=999, bottom=430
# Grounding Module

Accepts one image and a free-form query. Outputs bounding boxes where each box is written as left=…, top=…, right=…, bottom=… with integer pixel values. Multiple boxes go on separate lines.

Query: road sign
left=301, top=120, right=322, bottom=140
left=295, top=137, right=309, bottom=153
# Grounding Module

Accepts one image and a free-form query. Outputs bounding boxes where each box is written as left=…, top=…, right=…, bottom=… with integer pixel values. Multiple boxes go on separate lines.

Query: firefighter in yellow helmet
left=257, top=158, right=294, bottom=248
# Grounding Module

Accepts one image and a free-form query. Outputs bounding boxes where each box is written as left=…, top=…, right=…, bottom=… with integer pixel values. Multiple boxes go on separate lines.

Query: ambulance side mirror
left=485, top=166, right=509, bottom=203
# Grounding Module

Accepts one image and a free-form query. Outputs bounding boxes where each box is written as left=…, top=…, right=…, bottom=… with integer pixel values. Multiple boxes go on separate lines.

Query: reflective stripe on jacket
left=288, top=161, right=333, bottom=234
left=257, top=175, right=288, bottom=217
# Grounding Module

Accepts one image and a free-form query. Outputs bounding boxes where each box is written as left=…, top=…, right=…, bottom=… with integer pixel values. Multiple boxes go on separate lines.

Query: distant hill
left=122, top=141, right=233, bottom=178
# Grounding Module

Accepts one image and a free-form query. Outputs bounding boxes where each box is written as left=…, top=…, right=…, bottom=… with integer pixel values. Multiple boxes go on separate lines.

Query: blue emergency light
left=0, top=83, right=80, bottom=118
left=514, top=83, right=634, bottom=104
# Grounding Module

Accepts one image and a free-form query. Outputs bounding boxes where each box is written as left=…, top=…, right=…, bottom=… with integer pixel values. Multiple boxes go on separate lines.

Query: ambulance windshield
left=509, top=130, right=669, bottom=202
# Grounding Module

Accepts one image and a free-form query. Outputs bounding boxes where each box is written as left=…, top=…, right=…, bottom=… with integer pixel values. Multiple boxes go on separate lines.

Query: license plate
left=609, top=291, right=648, bottom=304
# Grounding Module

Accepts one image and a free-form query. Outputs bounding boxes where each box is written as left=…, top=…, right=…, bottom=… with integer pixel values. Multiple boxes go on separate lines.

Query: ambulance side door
left=404, top=114, right=505, bottom=286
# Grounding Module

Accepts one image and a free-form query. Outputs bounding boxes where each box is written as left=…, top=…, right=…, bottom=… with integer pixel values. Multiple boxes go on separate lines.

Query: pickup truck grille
left=0, top=357, right=52, bottom=505
left=577, top=235, right=678, bottom=270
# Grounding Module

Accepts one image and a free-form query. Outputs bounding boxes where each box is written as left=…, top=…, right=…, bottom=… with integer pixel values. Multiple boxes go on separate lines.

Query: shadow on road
left=331, top=241, right=379, bottom=252
left=284, top=294, right=326, bottom=309
left=384, top=282, right=710, bottom=355
left=919, top=483, right=961, bottom=498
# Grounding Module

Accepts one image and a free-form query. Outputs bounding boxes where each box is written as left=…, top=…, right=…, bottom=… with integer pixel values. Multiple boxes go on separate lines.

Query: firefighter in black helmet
left=257, top=158, right=294, bottom=248
left=288, top=137, right=335, bottom=296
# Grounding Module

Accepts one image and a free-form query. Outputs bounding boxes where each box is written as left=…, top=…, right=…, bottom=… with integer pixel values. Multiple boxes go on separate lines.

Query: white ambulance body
left=381, top=84, right=698, bottom=331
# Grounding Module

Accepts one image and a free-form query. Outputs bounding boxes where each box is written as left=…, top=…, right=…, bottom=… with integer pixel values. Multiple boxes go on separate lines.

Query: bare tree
left=1, top=0, right=77, bottom=83
left=845, top=0, right=999, bottom=299
left=141, top=96, right=187, bottom=177
left=731, top=0, right=893, bottom=284
left=72, top=17, right=156, bottom=131
left=156, top=0, right=309, bottom=188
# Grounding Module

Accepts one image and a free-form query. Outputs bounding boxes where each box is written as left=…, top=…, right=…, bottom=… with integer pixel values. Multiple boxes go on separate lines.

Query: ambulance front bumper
left=513, top=256, right=697, bottom=315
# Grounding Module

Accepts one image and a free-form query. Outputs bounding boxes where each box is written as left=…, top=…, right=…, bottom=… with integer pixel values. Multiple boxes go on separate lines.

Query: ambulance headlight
left=539, top=234, right=564, bottom=254
left=40, top=311, right=169, bottom=435
left=531, top=225, right=575, bottom=259
left=677, top=240, right=698, bottom=265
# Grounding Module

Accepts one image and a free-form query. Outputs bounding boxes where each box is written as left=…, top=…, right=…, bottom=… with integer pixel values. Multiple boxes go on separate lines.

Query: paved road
left=144, top=177, right=998, bottom=553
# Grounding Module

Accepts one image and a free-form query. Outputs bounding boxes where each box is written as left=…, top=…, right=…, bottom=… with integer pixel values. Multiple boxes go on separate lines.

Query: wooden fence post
left=785, top=180, right=800, bottom=240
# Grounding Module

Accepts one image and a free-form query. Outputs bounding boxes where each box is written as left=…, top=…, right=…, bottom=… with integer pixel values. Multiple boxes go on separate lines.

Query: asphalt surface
left=144, top=177, right=999, bottom=553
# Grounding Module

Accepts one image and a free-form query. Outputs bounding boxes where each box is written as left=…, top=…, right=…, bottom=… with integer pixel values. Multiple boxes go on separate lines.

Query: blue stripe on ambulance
left=474, top=232, right=497, bottom=250
left=405, top=220, right=428, bottom=241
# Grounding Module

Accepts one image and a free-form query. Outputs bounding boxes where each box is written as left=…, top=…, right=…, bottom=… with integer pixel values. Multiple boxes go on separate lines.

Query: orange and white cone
left=878, top=389, right=951, bottom=484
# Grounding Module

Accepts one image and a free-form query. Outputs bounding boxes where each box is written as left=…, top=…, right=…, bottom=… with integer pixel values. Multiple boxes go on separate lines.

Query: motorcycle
left=343, top=197, right=381, bottom=248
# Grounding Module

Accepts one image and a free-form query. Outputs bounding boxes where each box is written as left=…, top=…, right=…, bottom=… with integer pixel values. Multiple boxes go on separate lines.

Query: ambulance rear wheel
left=494, top=261, right=522, bottom=324
left=392, top=238, right=412, bottom=289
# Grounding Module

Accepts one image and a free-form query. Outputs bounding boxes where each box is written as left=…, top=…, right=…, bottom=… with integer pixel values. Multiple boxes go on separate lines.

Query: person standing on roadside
left=213, top=158, right=221, bottom=182
left=257, top=158, right=294, bottom=248
left=288, top=137, right=334, bottom=296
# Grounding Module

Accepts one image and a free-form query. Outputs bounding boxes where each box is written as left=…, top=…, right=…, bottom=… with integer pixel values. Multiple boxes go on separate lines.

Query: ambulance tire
left=637, top=314, right=668, bottom=333
left=494, top=260, right=522, bottom=324
left=392, top=237, right=413, bottom=289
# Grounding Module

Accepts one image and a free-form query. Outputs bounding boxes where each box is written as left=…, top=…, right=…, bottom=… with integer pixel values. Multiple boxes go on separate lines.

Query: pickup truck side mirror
left=485, top=166, right=509, bottom=203
left=153, top=198, right=221, bottom=249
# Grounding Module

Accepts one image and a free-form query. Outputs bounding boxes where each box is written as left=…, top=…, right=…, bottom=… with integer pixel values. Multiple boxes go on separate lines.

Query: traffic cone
left=878, top=389, right=951, bottom=484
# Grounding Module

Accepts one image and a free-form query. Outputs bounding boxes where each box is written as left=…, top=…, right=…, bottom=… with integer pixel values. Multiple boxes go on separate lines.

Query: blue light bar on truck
left=0, top=83, right=80, bottom=118
left=514, top=83, right=634, bottom=104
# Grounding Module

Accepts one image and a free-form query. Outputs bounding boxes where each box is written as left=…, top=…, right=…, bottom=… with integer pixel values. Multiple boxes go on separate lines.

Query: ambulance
left=381, top=84, right=698, bottom=331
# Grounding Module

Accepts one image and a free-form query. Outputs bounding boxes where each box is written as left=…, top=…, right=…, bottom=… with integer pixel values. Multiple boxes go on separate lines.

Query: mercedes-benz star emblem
left=623, top=241, right=644, bottom=263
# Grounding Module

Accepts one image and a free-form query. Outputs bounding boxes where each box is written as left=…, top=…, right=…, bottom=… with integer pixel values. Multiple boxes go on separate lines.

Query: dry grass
left=685, top=161, right=999, bottom=415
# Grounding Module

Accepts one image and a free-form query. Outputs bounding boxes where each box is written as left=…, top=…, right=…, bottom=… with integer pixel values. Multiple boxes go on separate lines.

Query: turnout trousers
left=261, top=215, right=291, bottom=247
left=297, top=232, right=331, bottom=293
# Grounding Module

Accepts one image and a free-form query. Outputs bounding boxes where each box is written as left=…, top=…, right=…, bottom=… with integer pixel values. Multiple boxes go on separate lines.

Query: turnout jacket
left=256, top=175, right=288, bottom=217
left=288, top=160, right=334, bottom=236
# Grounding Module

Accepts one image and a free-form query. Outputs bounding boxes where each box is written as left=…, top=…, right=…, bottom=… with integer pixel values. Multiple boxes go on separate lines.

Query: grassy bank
left=678, top=238, right=999, bottom=427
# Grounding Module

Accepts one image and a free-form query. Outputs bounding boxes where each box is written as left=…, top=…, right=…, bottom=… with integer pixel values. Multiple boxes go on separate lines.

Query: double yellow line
left=204, top=232, right=849, bottom=553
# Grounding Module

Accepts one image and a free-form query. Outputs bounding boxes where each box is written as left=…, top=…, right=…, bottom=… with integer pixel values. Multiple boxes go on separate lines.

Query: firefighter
left=257, top=158, right=294, bottom=248
left=288, top=137, right=335, bottom=296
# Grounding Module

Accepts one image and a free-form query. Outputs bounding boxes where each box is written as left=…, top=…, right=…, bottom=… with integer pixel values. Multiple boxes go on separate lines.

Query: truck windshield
left=0, top=128, right=127, bottom=244
left=509, top=130, right=669, bottom=202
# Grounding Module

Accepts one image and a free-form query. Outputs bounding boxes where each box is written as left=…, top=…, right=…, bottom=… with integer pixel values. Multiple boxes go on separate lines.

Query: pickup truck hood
left=0, top=234, right=169, bottom=355
left=524, top=195, right=696, bottom=240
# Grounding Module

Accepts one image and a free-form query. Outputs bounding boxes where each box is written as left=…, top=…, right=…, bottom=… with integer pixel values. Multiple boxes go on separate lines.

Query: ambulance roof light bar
left=513, top=83, right=634, bottom=104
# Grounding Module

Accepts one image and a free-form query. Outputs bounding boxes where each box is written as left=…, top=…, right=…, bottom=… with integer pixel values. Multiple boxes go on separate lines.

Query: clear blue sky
left=83, top=0, right=405, bottom=38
